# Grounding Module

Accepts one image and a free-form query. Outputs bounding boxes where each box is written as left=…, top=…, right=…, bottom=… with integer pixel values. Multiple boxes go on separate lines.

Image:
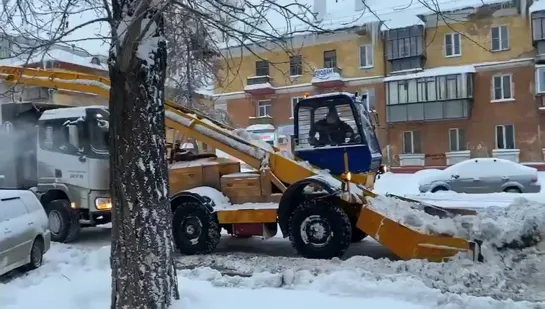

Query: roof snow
left=0, top=47, right=108, bottom=71
left=530, top=0, right=545, bottom=14
left=220, top=0, right=509, bottom=49
left=384, top=64, right=476, bottom=82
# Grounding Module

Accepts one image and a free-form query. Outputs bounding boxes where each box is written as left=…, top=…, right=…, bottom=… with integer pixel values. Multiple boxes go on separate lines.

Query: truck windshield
left=89, top=109, right=109, bottom=155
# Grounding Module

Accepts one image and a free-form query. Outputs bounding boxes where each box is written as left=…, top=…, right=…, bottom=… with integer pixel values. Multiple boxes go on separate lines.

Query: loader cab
left=37, top=106, right=110, bottom=191
left=293, top=92, right=382, bottom=175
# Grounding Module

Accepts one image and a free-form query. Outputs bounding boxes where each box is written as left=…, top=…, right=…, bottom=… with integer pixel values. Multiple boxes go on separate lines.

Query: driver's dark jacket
left=309, top=119, right=354, bottom=145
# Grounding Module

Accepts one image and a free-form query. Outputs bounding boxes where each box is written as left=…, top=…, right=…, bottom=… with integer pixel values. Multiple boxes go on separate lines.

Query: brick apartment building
left=211, top=0, right=545, bottom=167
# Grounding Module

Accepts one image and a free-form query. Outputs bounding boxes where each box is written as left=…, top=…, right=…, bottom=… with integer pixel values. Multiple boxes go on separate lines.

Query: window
left=257, top=100, right=271, bottom=117
left=491, top=25, right=509, bottom=51
left=448, top=128, right=466, bottom=152
left=0, top=38, right=10, bottom=59
left=289, top=55, right=302, bottom=76
left=39, top=119, right=82, bottom=154
left=495, top=124, right=515, bottom=149
left=323, top=50, right=337, bottom=68
left=492, top=74, right=513, bottom=101
left=444, top=33, right=461, bottom=57
left=385, top=26, right=424, bottom=60
left=359, top=45, right=374, bottom=68
left=532, top=13, right=545, bottom=41
left=290, top=97, right=303, bottom=118
left=386, top=73, right=471, bottom=105
left=255, top=60, right=269, bottom=76
left=402, top=131, right=421, bottom=154
left=89, top=108, right=109, bottom=155
left=0, top=198, right=28, bottom=221
left=537, top=68, right=545, bottom=94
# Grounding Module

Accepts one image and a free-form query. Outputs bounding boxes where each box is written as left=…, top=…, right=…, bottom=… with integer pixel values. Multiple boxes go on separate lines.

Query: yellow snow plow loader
left=0, top=66, right=482, bottom=262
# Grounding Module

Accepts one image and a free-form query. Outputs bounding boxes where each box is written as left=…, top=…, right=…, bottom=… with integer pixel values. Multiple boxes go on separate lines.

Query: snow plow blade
left=354, top=186, right=481, bottom=262
left=355, top=206, right=481, bottom=262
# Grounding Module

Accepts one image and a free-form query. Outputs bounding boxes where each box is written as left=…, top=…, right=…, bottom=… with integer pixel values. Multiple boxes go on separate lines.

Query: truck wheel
left=172, top=201, right=220, bottom=255
left=288, top=198, right=351, bottom=259
left=351, top=228, right=368, bottom=242
left=45, top=199, right=81, bottom=243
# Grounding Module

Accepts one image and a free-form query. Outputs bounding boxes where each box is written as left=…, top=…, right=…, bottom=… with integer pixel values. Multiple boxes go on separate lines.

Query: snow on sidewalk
left=1, top=244, right=543, bottom=309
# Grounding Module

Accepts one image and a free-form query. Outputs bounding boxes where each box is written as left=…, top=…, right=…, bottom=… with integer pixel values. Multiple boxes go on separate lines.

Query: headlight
left=95, top=197, right=112, bottom=210
left=378, top=165, right=389, bottom=174
left=341, top=172, right=352, bottom=182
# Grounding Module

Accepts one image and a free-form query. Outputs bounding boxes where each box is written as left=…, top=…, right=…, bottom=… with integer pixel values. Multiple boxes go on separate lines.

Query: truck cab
left=0, top=103, right=111, bottom=243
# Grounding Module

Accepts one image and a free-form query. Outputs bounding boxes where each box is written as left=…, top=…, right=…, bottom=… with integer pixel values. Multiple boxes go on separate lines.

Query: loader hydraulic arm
left=0, top=66, right=322, bottom=185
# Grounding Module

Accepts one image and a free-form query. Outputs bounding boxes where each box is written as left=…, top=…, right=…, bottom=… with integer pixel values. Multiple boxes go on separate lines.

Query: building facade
left=212, top=0, right=545, bottom=167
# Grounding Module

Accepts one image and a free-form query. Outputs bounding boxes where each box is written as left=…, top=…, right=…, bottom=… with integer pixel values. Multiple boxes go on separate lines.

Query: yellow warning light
left=303, top=92, right=310, bottom=98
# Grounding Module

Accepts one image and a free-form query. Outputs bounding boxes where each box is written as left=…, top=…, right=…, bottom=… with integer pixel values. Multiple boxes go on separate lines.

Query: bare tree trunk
left=108, top=2, right=179, bottom=308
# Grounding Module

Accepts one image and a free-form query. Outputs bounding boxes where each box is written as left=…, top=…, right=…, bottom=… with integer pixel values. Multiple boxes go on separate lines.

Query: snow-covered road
left=1, top=241, right=543, bottom=309
left=2, top=172, right=545, bottom=308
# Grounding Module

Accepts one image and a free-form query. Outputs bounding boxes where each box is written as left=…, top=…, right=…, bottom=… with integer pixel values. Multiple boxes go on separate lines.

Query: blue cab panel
left=295, top=145, right=382, bottom=175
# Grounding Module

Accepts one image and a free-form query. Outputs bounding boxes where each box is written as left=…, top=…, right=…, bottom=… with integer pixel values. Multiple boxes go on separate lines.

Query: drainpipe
left=381, top=29, right=392, bottom=165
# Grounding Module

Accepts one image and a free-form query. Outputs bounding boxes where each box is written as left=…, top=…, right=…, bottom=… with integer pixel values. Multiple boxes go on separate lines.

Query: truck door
left=37, top=116, right=90, bottom=190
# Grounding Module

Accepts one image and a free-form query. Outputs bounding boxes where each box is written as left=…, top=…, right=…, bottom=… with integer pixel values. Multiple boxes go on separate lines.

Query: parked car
left=0, top=190, right=50, bottom=276
left=418, top=158, right=541, bottom=194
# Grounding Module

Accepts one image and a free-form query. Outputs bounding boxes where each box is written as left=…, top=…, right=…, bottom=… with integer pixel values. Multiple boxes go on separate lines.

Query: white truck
left=0, top=102, right=111, bottom=243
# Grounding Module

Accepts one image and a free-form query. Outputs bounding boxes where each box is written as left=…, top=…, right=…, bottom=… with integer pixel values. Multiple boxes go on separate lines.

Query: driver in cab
left=309, top=107, right=354, bottom=146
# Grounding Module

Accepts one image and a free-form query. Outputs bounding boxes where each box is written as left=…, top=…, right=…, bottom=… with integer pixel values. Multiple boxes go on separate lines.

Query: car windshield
left=89, top=109, right=109, bottom=154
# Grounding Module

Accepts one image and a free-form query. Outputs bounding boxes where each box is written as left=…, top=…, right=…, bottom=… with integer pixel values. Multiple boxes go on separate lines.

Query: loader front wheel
left=288, top=198, right=351, bottom=259
left=172, top=201, right=220, bottom=255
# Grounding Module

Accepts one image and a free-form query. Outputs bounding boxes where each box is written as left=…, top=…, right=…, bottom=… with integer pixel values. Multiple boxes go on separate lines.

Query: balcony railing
left=246, top=75, right=272, bottom=86
left=386, top=99, right=471, bottom=123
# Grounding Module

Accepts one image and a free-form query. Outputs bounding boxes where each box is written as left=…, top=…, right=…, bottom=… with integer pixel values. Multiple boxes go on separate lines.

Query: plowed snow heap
left=368, top=195, right=545, bottom=259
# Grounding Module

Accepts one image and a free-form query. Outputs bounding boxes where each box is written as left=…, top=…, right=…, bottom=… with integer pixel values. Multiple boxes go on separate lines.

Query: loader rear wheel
left=172, top=201, right=220, bottom=255
left=288, top=198, right=351, bottom=259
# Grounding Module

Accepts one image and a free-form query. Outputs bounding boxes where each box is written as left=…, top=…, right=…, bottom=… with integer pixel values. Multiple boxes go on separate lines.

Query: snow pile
left=367, top=196, right=545, bottom=254
left=455, top=197, right=545, bottom=250
left=367, top=195, right=459, bottom=236
left=178, top=253, right=545, bottom=304
left=187, top=186, right=230, bottom=207
left=3, top=243, right=543, bottom=308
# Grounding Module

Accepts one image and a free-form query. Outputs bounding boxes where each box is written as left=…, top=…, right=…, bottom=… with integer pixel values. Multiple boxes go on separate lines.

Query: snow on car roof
left=246, top=124, right=275, bottom=131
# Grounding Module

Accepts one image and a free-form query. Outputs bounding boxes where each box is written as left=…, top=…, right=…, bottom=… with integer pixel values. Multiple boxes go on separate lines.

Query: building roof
left=0, top=47, right=107, bottom=71
left=219, top=0, right=509, bottom=49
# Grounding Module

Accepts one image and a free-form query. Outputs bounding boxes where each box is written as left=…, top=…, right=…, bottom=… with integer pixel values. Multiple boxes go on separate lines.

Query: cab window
left=297, top=102, right=359, bottom=148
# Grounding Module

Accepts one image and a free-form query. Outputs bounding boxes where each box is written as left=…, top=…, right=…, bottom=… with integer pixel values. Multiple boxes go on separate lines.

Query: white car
left=0, top=190, right=51, bottom=276
left=418, top=158, right=541, bottom=194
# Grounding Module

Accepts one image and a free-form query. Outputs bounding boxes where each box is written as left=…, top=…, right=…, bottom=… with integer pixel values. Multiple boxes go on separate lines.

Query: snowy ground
left=2, top=172, right=545, bottom=308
